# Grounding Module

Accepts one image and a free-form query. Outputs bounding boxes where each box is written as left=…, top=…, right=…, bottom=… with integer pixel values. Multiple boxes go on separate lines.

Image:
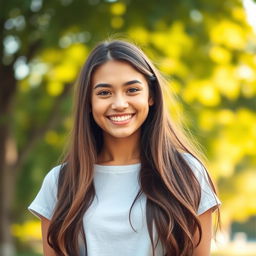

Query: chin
left=110, top=132, right=134, bottom=139
left=105, top=128, right=138, bottom=139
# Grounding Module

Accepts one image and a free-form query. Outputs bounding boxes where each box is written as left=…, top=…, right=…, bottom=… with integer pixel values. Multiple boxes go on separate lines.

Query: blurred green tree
left=1, top=0, right=256, bottom=254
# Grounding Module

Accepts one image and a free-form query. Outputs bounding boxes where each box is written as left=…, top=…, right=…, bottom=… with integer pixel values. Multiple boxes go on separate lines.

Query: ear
left=148, top=96, right=154, bottom=106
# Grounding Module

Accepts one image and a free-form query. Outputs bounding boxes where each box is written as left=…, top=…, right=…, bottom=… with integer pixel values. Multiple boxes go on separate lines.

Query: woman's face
left=91, top=60, right=153, bottom=139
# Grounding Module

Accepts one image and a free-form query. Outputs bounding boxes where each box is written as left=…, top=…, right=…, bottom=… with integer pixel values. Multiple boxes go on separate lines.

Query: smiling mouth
left=107, top=114, right=135, bottom=122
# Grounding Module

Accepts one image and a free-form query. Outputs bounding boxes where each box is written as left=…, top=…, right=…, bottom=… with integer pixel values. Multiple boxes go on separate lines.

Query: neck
left=97, top=132, right=141, bottom=165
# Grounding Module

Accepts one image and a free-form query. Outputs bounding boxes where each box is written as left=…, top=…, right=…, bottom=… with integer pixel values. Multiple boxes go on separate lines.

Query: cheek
left=92, top=107, right=103, bottom=119
left=134, top=96, right=151, bottom=111
left=91, top=101, right=111, bottom=131
left=92, top=95, right=103, bottom=111
left=91, top=98, right=103, bottom=120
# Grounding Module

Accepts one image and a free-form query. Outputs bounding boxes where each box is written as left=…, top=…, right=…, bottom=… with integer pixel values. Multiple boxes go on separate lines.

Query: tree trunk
left=0, top=60, right=73, bottom=255
left=0, top=64, right=17, bottom=256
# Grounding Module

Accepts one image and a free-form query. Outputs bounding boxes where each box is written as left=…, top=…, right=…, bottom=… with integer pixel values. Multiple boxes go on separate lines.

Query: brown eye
left=127, top=88, right=140, bottom=93
left=97, top=90, right=111, bottom=96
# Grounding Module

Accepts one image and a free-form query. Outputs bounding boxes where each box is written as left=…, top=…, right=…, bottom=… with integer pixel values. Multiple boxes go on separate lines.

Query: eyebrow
left=93, top=79, right=142, bottom=89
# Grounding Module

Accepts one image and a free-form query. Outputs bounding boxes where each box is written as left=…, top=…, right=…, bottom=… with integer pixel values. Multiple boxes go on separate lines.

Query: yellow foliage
left=229, top=170, right=256, bottom=220
left=236, top=109, right=256, bottom=154
left=232, top=7, right=246, bottom=22
left=240, top=53, right=256, bottom=69
left=209, top=46, right=231, bottom=64
left=213, top=66, right=240, bottom=100
left=110, top=2, right=126, bottom=16
left=237, top=108, right=255, bottom=126
left=50, top=63, right=77, bottom=83
left=198, top=110, right=216, bottom=131
left=28, top=72, right=43, bottom=87
left=111, top=17, right=124, bottom=29
left=212, top=108, right=256, bottom=181
left=65, top=44, right=88, bottom=65
left=168, top=22, right=192, bottom=50
left=19, top=79, right=29, bottom=92
left=236, top=64, right=255, bottom=82
left=212, top=136, right=244, bottom=177
left=159, top=58, right=188, bottom=76
left=229, top=195, right=253, bottom=221
left=40, top=44, right=88, bottom=86
left=237, top=55, right=256, bottom=97
left=210, top=20, right=246, bottom=49
left=151, top=22, right=192, bottom=58
left=253, top=55, right=256, bottom=65
left=217, top=109, right=235, bottom=125
left=241, top=82, right=256, bottom=98
left=183, top=80, right=221, bottom=106
left=154, top=20, right=168, bottom=30
left=168, top=79, right=181, bottom=94
left=41, top=48, right=61, bottom=63
left=12, top=220, right=41, bottom=242
left=151, top=32, right=167, bottom=51
left=45, top=130, right=59, bottom=145
left=182, top=81, right=198, bottom=103
left=46, top=81, right=64, bottom=96
left=197, top=81, right=221, bottom=106
left=168, top=101, right=184, bottom=123
left=128, top=27, right=149, bottom=45
left=234, top=170, right=256, bottom=194
left=214, top=157, right=235, bottom=178
left=64, top=116, right=73, bottom=130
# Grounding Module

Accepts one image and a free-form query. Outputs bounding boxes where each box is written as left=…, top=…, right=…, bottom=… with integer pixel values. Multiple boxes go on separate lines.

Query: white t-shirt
left=28, top=153, right=220, bottom=256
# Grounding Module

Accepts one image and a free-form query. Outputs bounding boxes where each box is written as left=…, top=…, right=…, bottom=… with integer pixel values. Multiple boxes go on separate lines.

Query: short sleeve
left=28, top=165, right=61, bottom=220
left=182, top=153, right=221, bottom=215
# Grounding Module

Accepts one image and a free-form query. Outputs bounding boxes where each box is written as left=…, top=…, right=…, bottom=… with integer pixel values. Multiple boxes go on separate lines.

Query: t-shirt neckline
left=94, top=163, right=141, bottom=173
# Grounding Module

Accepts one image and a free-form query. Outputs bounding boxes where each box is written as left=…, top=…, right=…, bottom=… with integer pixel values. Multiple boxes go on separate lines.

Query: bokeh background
left=1, top=0, right=256, bottom=255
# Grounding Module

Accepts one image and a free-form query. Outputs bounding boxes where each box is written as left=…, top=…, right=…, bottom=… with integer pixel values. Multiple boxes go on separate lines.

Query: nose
left=111, top=95, right=129, bottom=110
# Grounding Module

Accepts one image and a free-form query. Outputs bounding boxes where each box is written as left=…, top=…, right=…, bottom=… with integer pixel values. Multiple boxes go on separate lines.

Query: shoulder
left=181, top=152, right=204, bottom=168
left=42, top=163, right=65, bottom=187
left=181, top=153, right=221, bottom=214
left=181, top=152, right=209, bottom=182
left=45, top=164, right=62, bottom=179
left=28, top=164, right=65, bottom=219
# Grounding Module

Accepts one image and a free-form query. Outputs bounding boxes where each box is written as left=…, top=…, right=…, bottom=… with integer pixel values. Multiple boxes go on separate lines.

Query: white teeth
left=109, top=114, right=133, bottom=122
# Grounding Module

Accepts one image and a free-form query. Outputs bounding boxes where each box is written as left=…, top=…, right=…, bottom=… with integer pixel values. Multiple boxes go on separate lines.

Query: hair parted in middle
left=47, top=39, right=218, bottom=256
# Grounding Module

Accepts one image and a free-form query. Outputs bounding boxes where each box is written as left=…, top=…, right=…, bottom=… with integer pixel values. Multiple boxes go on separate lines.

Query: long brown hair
left=48, top=40, right=219, bottom=256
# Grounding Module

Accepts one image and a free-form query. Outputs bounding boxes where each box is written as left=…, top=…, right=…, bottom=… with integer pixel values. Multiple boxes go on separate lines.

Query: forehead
left=91, top=60, right=147, bottom=85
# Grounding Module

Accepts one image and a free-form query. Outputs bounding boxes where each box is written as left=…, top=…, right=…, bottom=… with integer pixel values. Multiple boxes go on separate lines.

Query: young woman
left=29, top=40, right=220, bottom=256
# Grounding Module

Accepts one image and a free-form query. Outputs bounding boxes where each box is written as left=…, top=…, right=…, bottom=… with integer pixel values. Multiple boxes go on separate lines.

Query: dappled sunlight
left=46, top=81, right=64, bottom=96
left=49, top=62, right=77, bottom=83
left=213, top=65, right=240, bottom=100
left=151, top=22, right=193, bottom=59
left=12, top=221, right=41, bottom=242
left=210, top=20, right=248, bottom=49
left=216, top=109, right=235, bottom=125
left=44, top=130, right=60, bottom=146
left=159, top=57, right=188, bottom=76
left=110, top=2, right=126, bottom=16
left=209, top=46, right=232, bottom=64
left=197, top=81, right=221, bottom=106
left=198, top=110, right=216, bottom=131
left=127, top=27, right=150, bottom=45
left=111, top=17, right=124, bottom=29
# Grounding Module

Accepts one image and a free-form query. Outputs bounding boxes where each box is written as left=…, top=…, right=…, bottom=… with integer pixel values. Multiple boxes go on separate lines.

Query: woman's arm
left=193, top=209, right=213, bottom=256
left=41, top=216, right=56, bottom=256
